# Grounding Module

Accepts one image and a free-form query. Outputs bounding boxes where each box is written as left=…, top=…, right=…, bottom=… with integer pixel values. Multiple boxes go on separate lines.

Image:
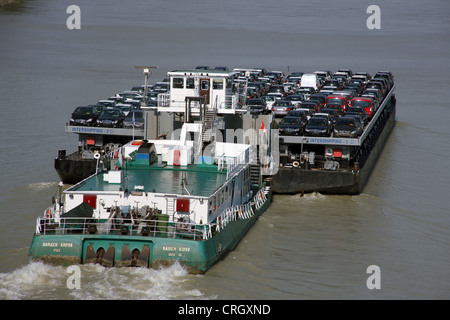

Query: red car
left=351, top=97, right=376, bottom=117
left=325, top=95, right=349, bottom=112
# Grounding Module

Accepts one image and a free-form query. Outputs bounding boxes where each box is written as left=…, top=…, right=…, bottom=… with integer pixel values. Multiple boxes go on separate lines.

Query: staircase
left=250, top=146, right=261, bottom=185
left=166, top=197, right=175, bottom=216
left=202, top=107, right=216, bottom=143
left=195, top=107, right=216, bottom=161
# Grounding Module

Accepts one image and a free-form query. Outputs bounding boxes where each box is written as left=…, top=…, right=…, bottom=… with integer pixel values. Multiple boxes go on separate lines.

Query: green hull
left=28, top=191, right=271, bottom=274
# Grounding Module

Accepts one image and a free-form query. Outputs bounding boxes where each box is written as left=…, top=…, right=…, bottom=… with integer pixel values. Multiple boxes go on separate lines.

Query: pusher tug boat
left=28, top=121, right=272, bottom=274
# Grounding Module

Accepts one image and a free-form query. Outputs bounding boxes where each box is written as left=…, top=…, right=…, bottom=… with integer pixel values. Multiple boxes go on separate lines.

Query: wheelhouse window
left=173, top=78, right=184, bottom=89
left=186, top=78, right=195, bottom=89
left=213, top=79, right=224, bottom=90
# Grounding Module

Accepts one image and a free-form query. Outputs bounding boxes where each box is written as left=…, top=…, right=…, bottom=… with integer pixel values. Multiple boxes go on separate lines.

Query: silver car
left=271, top=100, right=295, bottom=118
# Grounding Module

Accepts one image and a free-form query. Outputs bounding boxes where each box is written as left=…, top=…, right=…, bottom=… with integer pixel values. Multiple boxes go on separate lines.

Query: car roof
left=314, top=113, right=330, bottom=116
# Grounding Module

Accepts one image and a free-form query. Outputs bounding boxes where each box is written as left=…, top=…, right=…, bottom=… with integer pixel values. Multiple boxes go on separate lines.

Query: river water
left=0, top=0, right=449, bottom=300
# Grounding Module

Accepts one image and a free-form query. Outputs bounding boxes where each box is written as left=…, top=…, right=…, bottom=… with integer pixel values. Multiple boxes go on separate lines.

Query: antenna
left=134, top=66, right=158, bottom=109
left=135, top=66, right=158, bottom=140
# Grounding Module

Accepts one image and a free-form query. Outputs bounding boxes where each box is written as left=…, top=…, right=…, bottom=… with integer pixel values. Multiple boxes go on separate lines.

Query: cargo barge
left=55, top=67, right=396, bottom=195
left=271, top=85, right=396, bottom=195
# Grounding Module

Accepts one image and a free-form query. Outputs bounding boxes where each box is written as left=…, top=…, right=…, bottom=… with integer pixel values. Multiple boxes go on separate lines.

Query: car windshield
left=274, top=101, right=290, bottom=107
left=280, top=118, right=299, bottom=125
left=287, top=111, right=305, bottom=118
left=327, top=98, right=344, bottom=105
left=352, top=100, right=370, bottom=108
left=348, top=107, right=365, bottom=114
left=308, top=118, right=327, bottom=126
left=102, top=110, right=121, bottom=117
left=336, top=118, right=355, bottom=126
left=264, top=96, right=276, bottom=101
left=248, top=100, right=265, bottom=106
left=73, top=107, right=93, bottom=115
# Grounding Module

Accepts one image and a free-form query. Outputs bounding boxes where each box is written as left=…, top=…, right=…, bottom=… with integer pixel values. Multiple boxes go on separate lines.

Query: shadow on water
left=0, top=0, right=28, bottom=12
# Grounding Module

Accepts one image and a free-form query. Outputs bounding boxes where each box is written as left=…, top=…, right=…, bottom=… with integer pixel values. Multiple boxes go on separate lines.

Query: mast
left=135, top=66, right=158, bottom=140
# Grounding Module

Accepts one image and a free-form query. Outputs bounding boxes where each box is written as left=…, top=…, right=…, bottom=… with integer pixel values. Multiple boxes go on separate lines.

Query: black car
left=346, top=106, right=369, bottom=124
left=319, top=108, right=340, bottom=124
left=123, top=110, right=144, bottom=128
left=309, top=93, right=328, bottom=107
left=333, top=116, right=363, bottom=138
left=96, top=108, right=126, bottom=128
left=286, top=109, right=307, bottom=120
left=267, top=85, right=286, bottom=96
left=278, top=116, right=306, bottom=136
left=69, top=105, right=103, bottom=126
left=248, top=99, right=268, bottom=115
left=299, top=100, right=321, bottom=114
left=344, top=114, right=364, bottom=133
left=304, top=117, right=332, bottom=137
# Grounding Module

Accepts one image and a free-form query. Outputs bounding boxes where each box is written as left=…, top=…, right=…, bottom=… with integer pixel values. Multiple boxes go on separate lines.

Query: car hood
left=72, top=114, right=98, bottom=119
left=99, top=116, right=122, bottom=120
left=305, top=125, right=328, bottom=130
left=279, top=123, right=301, bottom=129
left=335, top=125, right=356, bottom=131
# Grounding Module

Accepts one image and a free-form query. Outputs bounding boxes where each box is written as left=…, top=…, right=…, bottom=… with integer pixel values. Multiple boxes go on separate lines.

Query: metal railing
left=36, top=185, right=271, bottom=241
left=35, top=216, right=213, bottom=241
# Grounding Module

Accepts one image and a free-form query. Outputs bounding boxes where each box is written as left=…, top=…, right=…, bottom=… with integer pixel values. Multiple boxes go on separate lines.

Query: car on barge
left=271, top=71, right=396, bottom=195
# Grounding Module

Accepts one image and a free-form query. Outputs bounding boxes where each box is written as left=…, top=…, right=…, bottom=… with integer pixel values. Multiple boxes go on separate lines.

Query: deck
left=68, top=162, right=228, bottom=198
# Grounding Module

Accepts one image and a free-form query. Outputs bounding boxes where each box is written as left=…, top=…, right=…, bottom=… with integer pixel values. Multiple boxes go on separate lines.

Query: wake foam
left=27, top=182, right=58, bottom=191
left=0, top=261, right=206, bottom=300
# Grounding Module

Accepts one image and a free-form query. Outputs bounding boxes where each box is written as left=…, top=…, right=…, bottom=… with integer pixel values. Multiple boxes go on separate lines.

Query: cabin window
left=173, top=78, right=184, bottom=89
left=225, top=186, right=228, bottom=199
left=221, top=189, right=224, bottom=204
left=186, top=78, right=195, bottom=89
left=209, top=201, right=212, bottom=216
left=213, top=79, right=224, bottom=90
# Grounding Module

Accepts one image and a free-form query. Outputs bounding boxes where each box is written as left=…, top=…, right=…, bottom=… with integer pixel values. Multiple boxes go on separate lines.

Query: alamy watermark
left=366, top=5, right=381, bottom=30
left=366, top=265, right=381, bottom=289
left=167, top=127, right=280, bottom=176
left=66, top=5, right=381, bottom=30
left=66, top=265, right=81, bottom=289
left=66, top=5, right=81, bottom=30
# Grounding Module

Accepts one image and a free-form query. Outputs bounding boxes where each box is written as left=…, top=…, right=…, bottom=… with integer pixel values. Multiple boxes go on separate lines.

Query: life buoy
left=293, top=161, right=300, bottom=167
left=46, top=209, right=51, bottom=219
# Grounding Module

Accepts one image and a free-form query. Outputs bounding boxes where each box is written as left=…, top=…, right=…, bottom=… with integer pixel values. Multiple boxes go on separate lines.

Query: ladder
left=166, top=197, right=175, bottom=216
left=202, top=107, right=216, bottom=143
left=250, top=145, right=261, bottom=185
left=195, top=103, right=216, bottom=161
